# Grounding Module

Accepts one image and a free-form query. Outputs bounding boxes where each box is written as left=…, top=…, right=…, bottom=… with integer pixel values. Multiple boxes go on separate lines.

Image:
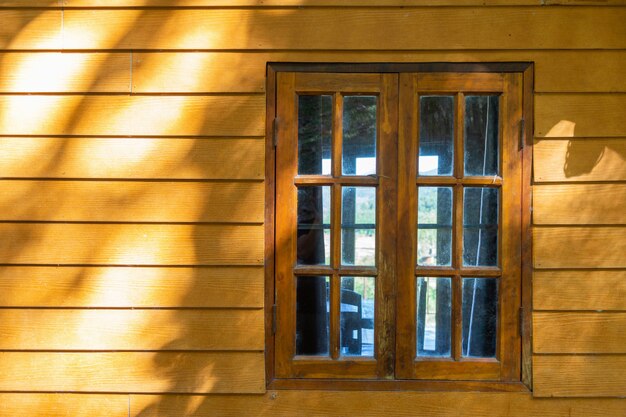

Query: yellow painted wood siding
left=0, top=0, right=624, bottom=413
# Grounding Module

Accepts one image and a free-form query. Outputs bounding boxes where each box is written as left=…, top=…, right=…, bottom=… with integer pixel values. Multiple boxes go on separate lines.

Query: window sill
left=268, top=378, right=531, bottom=392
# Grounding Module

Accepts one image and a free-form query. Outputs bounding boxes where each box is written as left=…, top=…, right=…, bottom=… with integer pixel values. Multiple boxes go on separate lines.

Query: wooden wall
left=0, top=1, right=624, bottom=415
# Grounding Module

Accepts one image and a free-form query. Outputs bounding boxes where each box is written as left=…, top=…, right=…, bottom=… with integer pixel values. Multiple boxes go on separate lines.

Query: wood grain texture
left=534, top=312, right=626, bottom=354
left=535, top=95, right=626, bottom=137
left=0, top=223, right=264, bottom=265
left=534, top=355, right=626, bottom=397
left=62, top=8, right=626, bottom=50
left=0, top=10, right=61, bottom=50
left=57, top=0, right=626, bottom=5
left=0, top=53, right=130, bottom=93
left=534, top=227, right=626, bottom=268
left=546, top=0, right=626, bottom=4
left=132, top=52, right=267, bottom=93
left=60, top=1, right=548, bottom=6
left=0, top=180, right=264, bottom=223
left=534, top=138, right=626, bottom=182
left=533, top=270, right=626, bottom=311
left=0, top=137, right=264, bottom=180
left=0, top=96, right=264, bottom=136
left=533, top=184, right=626, bottom=225
left=0, top=266, right=264, bottom=308
left=0, top=0, right=60, bottom=5
left=130, top=392, right=626, bottom=417
left=0, top=394, right=128, bottom=417
left=0, top=352, right=265, bottom=393
left=132, top=51, right=626, bottom=93
left=0, top=309, right=264, bottom=351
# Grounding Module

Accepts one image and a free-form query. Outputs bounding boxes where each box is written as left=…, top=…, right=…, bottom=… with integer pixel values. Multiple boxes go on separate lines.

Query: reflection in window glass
left=419, top=96, right=454, bottom=176
left=296, top=276, right=330, bottom=356
left=298, top=95, right=332, bottom=175
left=417, top=187, right=453, bottom=266
left=297, top=186, right=331, bottom=265
left=416, top=277, right=451, bottom=357
left=462, top=278, right=498, bottom=358
left=463, top=187, right=499, bottom=267
left=340, top=277, right=375, bottom=357
left=342, top=187, right=376, bottom=266
left=343, top=96, right=377, bottom=175
left=464, top=95, right=499, bottom=177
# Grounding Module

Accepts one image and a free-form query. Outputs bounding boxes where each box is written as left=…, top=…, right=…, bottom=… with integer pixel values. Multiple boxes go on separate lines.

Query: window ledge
left=268, top=378, right=531, bottom=393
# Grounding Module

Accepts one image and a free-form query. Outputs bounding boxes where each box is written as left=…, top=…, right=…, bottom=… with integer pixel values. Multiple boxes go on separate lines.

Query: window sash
left=273, top=70, right=523, bottom=382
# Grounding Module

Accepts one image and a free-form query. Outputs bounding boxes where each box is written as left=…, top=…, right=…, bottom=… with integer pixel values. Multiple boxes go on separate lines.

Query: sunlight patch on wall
left=105, top=226, right=196, bottom=265
left=2, top=53, right=89, bottom=92
left=62, top=9, right=142, bottom=49
left=544, top=119, right=576, bottom=137
left=0, top=96, right=80, bottom=135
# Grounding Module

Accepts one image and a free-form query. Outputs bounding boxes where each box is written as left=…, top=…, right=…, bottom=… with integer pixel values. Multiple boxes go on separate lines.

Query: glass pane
left=297, top=186, right=331, bottom=265
left=418, top=96, right=454, bottom=176
left=464, top=95, right=499, bottom=176
left=296, top=276, right=330, bottom=356
left=463, top=187, right=499, bottom=267
left=298, top=95, right=332, bottom=175
left=342, top=187, right=376, bottom=266
left=462, top=278, right=498, bottom=358
left=340, top=277, right=375, bottom=357
left=417, top=187, right=453, bottom=266
left=416, top=277, right=452, bottom=357
left=342, top=96, right=377, bottom=175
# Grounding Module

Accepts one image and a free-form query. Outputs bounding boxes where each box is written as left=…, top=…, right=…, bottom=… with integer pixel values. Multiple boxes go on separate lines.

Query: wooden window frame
left=265, top=63, right=533, bottom=392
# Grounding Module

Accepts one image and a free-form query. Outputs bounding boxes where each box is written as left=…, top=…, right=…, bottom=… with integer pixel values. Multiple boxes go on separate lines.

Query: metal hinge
left=272, top=304, right=277, bottom=334
left=519, top=307, right=525, bottom=336
left=519, top=118, right=526, bottom=150
left=272, top=117, right=279, bottom=147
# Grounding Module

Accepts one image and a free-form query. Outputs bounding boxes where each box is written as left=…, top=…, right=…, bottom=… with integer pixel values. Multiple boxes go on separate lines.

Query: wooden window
left=268, top=65, right=531, bottom=388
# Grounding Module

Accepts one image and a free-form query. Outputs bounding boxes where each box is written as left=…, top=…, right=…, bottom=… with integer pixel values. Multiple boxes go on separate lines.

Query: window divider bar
left=295, top=176, right=379, bottom=186
left=455, top=93, right=465, bottom=179
left=332, top=93, right=343, bottom=178
left=330, top=273, right=340, bottom=360
left=452, top=275, right=463, bottom=362
left=416, top=177, right=503, bottom=186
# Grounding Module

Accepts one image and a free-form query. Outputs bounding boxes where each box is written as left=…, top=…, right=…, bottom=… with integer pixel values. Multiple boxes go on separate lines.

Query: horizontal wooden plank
left=534, top=138, right=626, bottom=182
left=0, top=0, right=60, bottom=5
left=0, top=394, right=128, bottom=417
left=0, top=137, right=264, bottom=180
left=546, top=0, right=626, bottom=4
left=0, top=10, right=61, bottom=50
left=60, top=1, right=548, bottom=6
left=534, top=227, right=626, bottom=268
left=0, top=309, right=263, bottom=351
left=38, top=0, right=626, bottom=6
left=132, top=51, right=626, bottom=93
left=62, top=8, right=626, bottom=50
left=0, top=352, right=265, bottom=393
left=0, top=96, right=265, bottom=136
left=0, top=223, right=264, bottom=265
left=2, top=51, right=622, bottom=94
left=0, top=53, right=130, bottom=93
left=533, top=184, right=626, bottom=225
left=132, top=51, right=267, bottom=94
left=130, top=392, right=626, bottom=417
left=0, top=266, right=264, bottom=308
left=534, top=355, right=626, bottom=397
left=535, top=95, right=626, bottom=137
left=534, top=312, right=626, bottom=354
left=0, top=180, right=264, bottom=223
left=534, top=270, right=626, bottom=311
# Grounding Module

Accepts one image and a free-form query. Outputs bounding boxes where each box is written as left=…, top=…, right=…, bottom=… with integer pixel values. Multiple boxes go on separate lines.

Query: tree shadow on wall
left=0, top=3, right=271, bottom=416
